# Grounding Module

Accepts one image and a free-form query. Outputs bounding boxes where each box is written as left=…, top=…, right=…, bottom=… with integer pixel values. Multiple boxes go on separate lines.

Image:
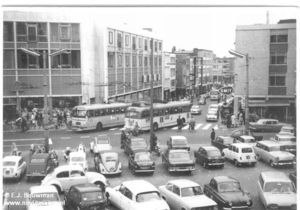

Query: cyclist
left=132, top=122, right=141, bottom=136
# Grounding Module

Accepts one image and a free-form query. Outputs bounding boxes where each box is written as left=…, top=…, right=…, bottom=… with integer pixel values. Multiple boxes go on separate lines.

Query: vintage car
left=94, top=150, right=122, bottom=175
left=159, top=179, right=218, bottom=210
left=249, top=119, right=292, bottom=132
left=105, top=180, right=170, bottom=210
left=3, top=156, right=27, bottom=181
left=128, top=151, right=155, bottom=175
left=204, top=176, right=253, bottom=210
left=254, top=140, right=296, bottom=167
left=289, top=172, right=297, bottom=188
left=198, top=97, right=206, bottom=105
left=258, top=172, right=296, bottom=210
left=234, top=135, right=257, bottom=147
left=206, top=110, right=218, bottom=122
left=123, top=137, right=149, bottom=155
left=162, top=149, right=195, bottom=173
left=64, top=184, right=107, bottom=210
left=270, top=134, right=296, bottom=155
left=212, top=136, right=235, bottom=151
left=209, top=104, right=219, bottom=111
left=41, top=165, right=109, bottom=192
left=194, top=146, right=225, bottom=168
left=230, top=129, right=263, bottom=141
left=167, top=136, right=190, bottom=151
left=26, top=186, right=63, bottom=210
left=26, top=153, right=55, bottom=180
left=222, top=143, right=257, bottom=167
left=69, top=151, right=88, bottom=171
left=191, top=105, right=202, bottom=115
left=279, top=125, right=295, bottom=136
left=89, top=136, right=112, bottom=154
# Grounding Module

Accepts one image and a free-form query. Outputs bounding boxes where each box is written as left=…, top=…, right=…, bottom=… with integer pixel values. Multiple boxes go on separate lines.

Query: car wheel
left=270, top=160, right=275, bottom=168
left=203, top=162, right=207, bottom=168
left=234, top=160, right=240, bottom=167
left=94, top=181, right=105, bottom=191
left=96, top=122, right=103, bottom=131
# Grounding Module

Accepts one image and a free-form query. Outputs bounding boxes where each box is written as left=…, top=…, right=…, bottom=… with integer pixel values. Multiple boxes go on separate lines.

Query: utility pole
left=193, top=57, right=196, bottom=97
left=43, top=51, right=49, bottom=153
left=245, top=54, right=249, bottom=133
left=200, top=57, right=203, bottom=94
left=150, top=38, right=154, bottom=143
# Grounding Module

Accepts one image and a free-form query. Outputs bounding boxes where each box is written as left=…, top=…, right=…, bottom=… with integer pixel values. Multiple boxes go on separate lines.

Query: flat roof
left=261, top=172, right=291, bottom=182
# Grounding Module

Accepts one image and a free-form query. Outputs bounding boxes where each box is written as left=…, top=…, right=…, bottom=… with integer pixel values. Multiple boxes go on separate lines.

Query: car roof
left=258, top=140, right=281, bottom=146
left=240, top=135, right=255, bottom=140
left=54, top=164, right=82, bottom=172
left=201, top=146, right=219, bottom=151
left=275, top=134, right=296, bottom=138
left=3, top=156, right=22, bottom=161
left=30, top=185, right=58, bottom=194
left=218, top=136, right=234, bottom=139
left=169, top=149, right=189, bottom=154
left=214, top=176, right=238, bottom=183
left=168, top=179, right=199, bottom=188
left=72, top=183, right=102, bottom=192
left=170, top=136, right=187, bottom=140
left=31, top=153, right=51, bottom=158
left=281, top=126, right=294, bottom=129
left=70, top=152, right=86, bottom=157
left=261, top=172, right=291, bottom=182
left=231, top=143, right=253, bottom=148
left=258, top=119, right=278, bottom=122
left=122, top=180, right=158, bottom=194
left=131, top=138, right=146, bottom=142
left=94, top=136, right=110, bottom=141
left=100, top=150, right=118, bottom=155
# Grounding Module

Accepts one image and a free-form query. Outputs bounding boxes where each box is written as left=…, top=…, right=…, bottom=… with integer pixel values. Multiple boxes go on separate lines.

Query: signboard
left=11, top=81, right=24, bottom=92
left=218, top=86, right=233, bottom=95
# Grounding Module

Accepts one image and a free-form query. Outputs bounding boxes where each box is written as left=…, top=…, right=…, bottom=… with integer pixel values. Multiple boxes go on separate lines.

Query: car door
left=18, top=158, right=25, bottom=175
left=161, top=183, right=173, bottom=206
left=260, top=145, right=269, bottom=162
left=225, top=145, right=233, bottom=160
left=205, top=179, right=218, bottom=202
left=199, top=148, right=207, bottom=164
left=55, top=170, right=70, bottom=191
left=69, top=170, right=87, bottom=189
left=111, top=185, right=125, bottom=208
left=167, top=185, right=180, bottom=210
left=120, top=187, right=133, bottom=210
left=257, top=175, right=267, bottom=208
left=265, top=121, right=272, bottom=132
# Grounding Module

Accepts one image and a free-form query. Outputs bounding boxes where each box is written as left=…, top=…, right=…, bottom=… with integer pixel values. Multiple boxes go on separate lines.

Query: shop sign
left=218, top=86, right=233, bottom=95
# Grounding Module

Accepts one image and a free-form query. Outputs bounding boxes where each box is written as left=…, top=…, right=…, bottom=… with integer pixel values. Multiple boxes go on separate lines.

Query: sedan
left=194, top=146, right=225, bottom=168
left=167, top=136, right=190, bottom=151
left=123, top=137, right=149, bottom=155
left=159, top=179, right=217, bottom=210
left=3, top=156, right=27, bottom=182
left=206, top=110, right=218, bottom=122
left=162, top=149, right=195, bottom=173
left=89, top=136, right=112, bottom=154
left=230, top=129, right=263, bottom=141
left=198, top=97, right=206, bottom=105
left=69, top=151, right=88, bottom=171
left=94, top=150, right=122, bottom=175
left=128, top=151, right=155, bottom=175
left=211, top=136, right=235, bottom=151
left=249, top=119, right=292, bottom=132
left=191, top=105, right=202, bottom=115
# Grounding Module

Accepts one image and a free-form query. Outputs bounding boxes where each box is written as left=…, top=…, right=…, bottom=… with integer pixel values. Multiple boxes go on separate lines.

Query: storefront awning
left=249, top=101, right=290, bottom=107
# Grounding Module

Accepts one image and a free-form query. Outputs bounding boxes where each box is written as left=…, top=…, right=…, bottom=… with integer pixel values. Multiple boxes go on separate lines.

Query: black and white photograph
left=1, top=2, right=299, bottom=210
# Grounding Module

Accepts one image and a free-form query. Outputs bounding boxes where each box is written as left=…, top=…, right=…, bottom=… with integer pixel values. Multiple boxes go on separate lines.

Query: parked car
left=279, top=125, right=295, bottom=136
left=26, top=153, right=55, bottom=181
left=249, top=119, right=292, bottom=132
left=94, top=150, right=123, bottom=175
left=258, top=172, right=296, bottom=210
left=123, top=137, right=149, bottom=155
left=26, top=186, right=63, bottom=210
left=289, top=172, right=297, bottom=188
left=89, top=136, right=112, bottom=154
left=167, top=136, right=190, bottom=151
left=254, top=140, right=295, bottom=167
left=234, top=135, right=257, bottom=147
left=204, top=176, right=253, bottom=210
left=128, top=151, right=155, bottom=175
left=3, top=156, right=27, bottom=181
left=159, top=179, right=218, bottom=210
left=270, top=134, right=296, bottom=155
left=162, top=149, right=195, bottom=173
left=222, top=143, right=257, bottom=167
left=191, top=105, right=202, bottom=115
left=41, top=165, right=109, bottom=192
left=198, top=97, right=206, bottom=105
left=69, top=151, right=88, bottom=171
left=230, top=129, right=263, bottom=141
left=208, top=104, right=219, bottom=111
left=206, top=110, right=218, bottom=122
left=194, top=146, right=225, bottom=168
left=211, top=136, right=235, bottom=151
left=105, top=180, right=170, bottom=210
left=64, top=183, right=107, bottom=210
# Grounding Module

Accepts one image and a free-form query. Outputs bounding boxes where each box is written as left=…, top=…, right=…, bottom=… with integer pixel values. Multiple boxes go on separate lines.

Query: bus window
left=170, top=108, right=175, bottom=114
left=95, top=110, right=100, bottom=117
left=154, top=110, right=159, bottom=117
left=165, top=108, right=169, bottom=115
left=178, top=107, right=182, bottom=113
left=72, top=109, right=87, bottom=118
left=87, top=110, right=94, bottom=117
left=120, top=108, right=125, bottom=113
left=142, top=110, right=150, bottom=118
left=159, top=109, right=164, bottom=116
left=100, top=109, right=105, bottom=116
left=105, top=109, right=111, bottom=115
left=174, top=108, right=178, bottom=113
left=111, top=108, right=115, bottom=114
left=115, top=108, right=120, bottom=114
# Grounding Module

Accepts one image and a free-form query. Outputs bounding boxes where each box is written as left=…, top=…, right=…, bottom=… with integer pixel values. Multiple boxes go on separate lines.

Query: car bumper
left=206, top=118, right=217, bottom=121
left=101, top=169, right=123, bottom=175
left=208, top=162, right=225, bottom=166
left=135, top=169, right=155, bottom=173
left=274, top=161, right=295, bottom=166
left=223, top=206, right=253, bottom=210
left=26, top=173, right=46, bottom=177
left=169, top=167, right=195, bottom=172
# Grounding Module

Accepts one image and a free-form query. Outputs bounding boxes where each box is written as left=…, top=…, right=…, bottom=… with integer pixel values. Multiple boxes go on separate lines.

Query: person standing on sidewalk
left=211, top=128, right=215, bottom=141
left=177, top=115, right=183, bottom=130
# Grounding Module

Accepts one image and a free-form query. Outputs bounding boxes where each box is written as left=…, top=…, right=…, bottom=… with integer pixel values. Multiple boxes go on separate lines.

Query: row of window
left=269, top=75, right=285, bottom=86
left=108, top=53, right=162, bottom=68
left=109, top=31, right=162, bottom=51
left=4, top=22, right=80, bottom=43
left=141, top=106, right=191, bottom=118
left=270, top=52, right=287, bottom=65
left=270, top=34, right=288, bottom=43
left=86, top=107, right=127, bottom=117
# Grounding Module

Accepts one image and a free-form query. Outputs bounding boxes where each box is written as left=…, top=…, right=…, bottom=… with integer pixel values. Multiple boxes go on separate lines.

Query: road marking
left=80, top=136, right=90, bottom=138
left=119, top=127, right=126, bottom=131
left=213, top=125, right=219, bottom=130
left=182, top=125, right=189, bottom=130
left=195, top=124, right=203, bottom=130
left=97, top=134, right=107, bottom=137
left=109, top=128, right=118, bottom=131
left=61, top=137, right=71, bottom=139
left=203, top=124, right=212, bottom=130
left=3, top=138, right=44, bottom=142
left=114, top=133, right=121, bottom=135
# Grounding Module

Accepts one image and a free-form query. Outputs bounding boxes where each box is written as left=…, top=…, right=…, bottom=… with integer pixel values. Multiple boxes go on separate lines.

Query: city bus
left=210, top=89, right=221, bottom=101
left=124, top=101, right=192, bottom=131
left=71, top=103, right=131, bottom=131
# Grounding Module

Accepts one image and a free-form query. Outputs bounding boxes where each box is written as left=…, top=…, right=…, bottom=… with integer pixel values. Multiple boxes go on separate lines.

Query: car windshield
left=96, top=139, right=109, bottom=144
left=169, top=152, right=190, bottom=161
left=125, top=111, right=141, bottom=119
left=135, top=153, right=152, bottom=161
left=181, top=186, right=203, bottom=197
left=208, top=111, right=217, bottom=115
left=207, top=150, right=221, bottom=157
left=172, top=139, right=187, bottom=144
left=3, top=161, right=16, bottom=166
left=242, top=138, right=255, bottom=143
left=241, top=148, right=253, bottom=153
left=269, top=146, right=281, bottom=152
left=218, top=182, right=241, bottom=192
left=71, top=157, right=84, bottom=162
left=192, top=106, right=200, bottom=109
left=278, top=137, right=295, bottom=142
left=136, top=191, right=161, bottom=203
left=30, top=192, right=59, bottom=204
left=30, top=159, right=45, bottom=163
left=82, top=191, right=104, bottom=201
left=264, top=182, right=295, bottom=193
left=104, top=155, right=117, bottom=162
left=132, top=141, right=147, bottom=147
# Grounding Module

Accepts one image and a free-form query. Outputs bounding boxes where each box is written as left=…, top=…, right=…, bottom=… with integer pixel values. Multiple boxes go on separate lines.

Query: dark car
left=167, top=136, right=190, bottom=151
left=64, top=183, right=107, bottom=210
left=230, top=129, right=263, bottom=141
left=289, top=172, right=297, bottom=188
left=204, top=176, right=253, bottom=210
left=123, top=137, right=148, bottom=155
left=211, top=136, right=235, bottom=151
left=249, top=119, right=292, bottom=132
left=26, top=153, right=55, bottom=181
left=128, top=151, right=155, bottom=175
left=162, top=149, right=195, bottom=173
left=194, top=146, right=225, bottom=168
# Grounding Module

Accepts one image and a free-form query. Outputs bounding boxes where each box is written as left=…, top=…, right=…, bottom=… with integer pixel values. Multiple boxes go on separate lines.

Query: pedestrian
left=21, top=116, right=27, bottom=132
left=227, top=114, right=231, bottom=128
left=231, top=114, right=236, bottom=128
left=189, top=116, right=195, bottom=130
left=177, top=115, right=183, bottom=130
left=210, top=128, right=215, bottom=141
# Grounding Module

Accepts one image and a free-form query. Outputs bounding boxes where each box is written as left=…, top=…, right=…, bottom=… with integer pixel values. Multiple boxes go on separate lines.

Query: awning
left=249, top=101, right=290, bottom=107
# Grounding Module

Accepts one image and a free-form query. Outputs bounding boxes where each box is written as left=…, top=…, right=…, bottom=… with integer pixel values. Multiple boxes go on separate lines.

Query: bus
left=72, top=103, right=131, bottom=131
left=124, top=101, right=192, bottom=131
left=210, top=89, right=221, bottom=101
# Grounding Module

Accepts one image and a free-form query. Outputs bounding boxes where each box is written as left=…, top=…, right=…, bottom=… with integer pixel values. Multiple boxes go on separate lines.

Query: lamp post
left=150, top=37, right=154, bottom=143
left=229, top=49, right=249, bottom=133
left=20, top=48, right=67, bottom=152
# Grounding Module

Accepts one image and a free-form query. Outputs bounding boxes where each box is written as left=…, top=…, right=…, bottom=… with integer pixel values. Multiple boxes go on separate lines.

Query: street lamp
left=20, top=48, right=67, bottom=152
left=229, top=49, right=249, bottom=133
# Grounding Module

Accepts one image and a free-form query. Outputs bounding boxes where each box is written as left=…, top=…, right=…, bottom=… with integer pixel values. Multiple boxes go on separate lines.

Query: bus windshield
left=72, top=109, right=87, bottom=118
left=210, top=90, right=219, bottom=96
left=125, top=111, right=141, bottom=119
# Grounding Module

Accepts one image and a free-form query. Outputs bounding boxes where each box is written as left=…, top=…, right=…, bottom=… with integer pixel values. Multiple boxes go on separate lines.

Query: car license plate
left=33, top=172, right=40, bottom=175
left=141, top=167, right=149, bottom=170
left=5, top=171, right=10, bottom=174
left=246, top=156, right=250, bottom=159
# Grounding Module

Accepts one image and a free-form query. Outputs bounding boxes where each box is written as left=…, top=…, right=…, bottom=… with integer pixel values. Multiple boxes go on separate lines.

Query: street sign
left=218, top=86, right=233, bottom=95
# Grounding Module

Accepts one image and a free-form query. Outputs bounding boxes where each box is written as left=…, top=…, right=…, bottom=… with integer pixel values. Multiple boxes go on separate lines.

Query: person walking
left=211, top=128, right=215, bottom=141
left=177, top=115, right=183, bottom=130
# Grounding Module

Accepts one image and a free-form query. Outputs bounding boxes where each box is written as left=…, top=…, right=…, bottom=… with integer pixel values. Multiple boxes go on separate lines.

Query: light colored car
left=191, top=105, right=202, bottom=115
left=26, top=186, right=63, bottom=210
left=206, top=110, right=218, bottom=122
left=234, top=135, right=257, bottom=147
left=222, top=143, right=257, bottom=167
left=249, top=119, right=292, bottom=132
left=258, top=172, right=296, bottom=210
left=167, top=136, right=190, bottom=151
left=106, top=180, right=170, bottom=210
left=279, top=125, right=295, bottom=136
left=41, top=165, right=109, bottom=192
left=94, top=150, right=123, bottom=175
left=69, top=151, right=88, bottom=171
left=270, top=134, right=296, bottom=155
left=90, top=136, right=112, bottom=154
left=159, top=179, right=218, bottom=210
left=3, top=156, right=27, bottom=181
left=208, top=104, right=219, bottom=112
left=254, top=141, right=295, bottom=167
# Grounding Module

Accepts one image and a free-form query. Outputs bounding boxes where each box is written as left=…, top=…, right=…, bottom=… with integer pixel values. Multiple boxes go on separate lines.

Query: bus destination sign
left=218, top=86, right=233, bottom=95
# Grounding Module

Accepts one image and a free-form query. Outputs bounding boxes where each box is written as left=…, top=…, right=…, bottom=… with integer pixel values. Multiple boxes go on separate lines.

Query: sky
left=1, top=3, right=299, bottom=57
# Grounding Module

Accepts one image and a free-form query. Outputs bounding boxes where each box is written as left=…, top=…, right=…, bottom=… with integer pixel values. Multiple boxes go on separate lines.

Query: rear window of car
left=207, top=150, right=221, bottom=157
left=136, top=191, right=160, bottom=203
left=82, top=191, right=104, bottom=201
left=71, top=157, right=84, bottom=162
left=132, top=141, right=147, bottom=147
left=135, top=153, right=152, bottom=161
left=30, top=159, right=45, bottom=163
left=173, top=139, right=187, bottom=144
left=241, top=148, right=253, bottom=153
left=3, top=161, right=16, bottom=166
left=169, top=152, right=190, bottom=160
left=96, top=139, right=109, bottom=144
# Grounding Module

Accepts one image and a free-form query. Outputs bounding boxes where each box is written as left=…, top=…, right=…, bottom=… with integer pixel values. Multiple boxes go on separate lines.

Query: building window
left=4, top=22, right=14, bottom=42
left=109, top=31, right=113, bottom=44
left=27, top=24, right=37, bottom=42
left=155, top=41, right=157, bottom=52
left=150, top=40, right=153, bottom=50
left=125, top=35, right=129, bottom=46
left=60, top=24, right=71, bottom=40
left=171, top=69, right=176, bottom=77
left=132, top=37, right=136, bottom=49
left=171, top=80, right=176, bottom=87
left=139, top=56, right=142, bottom=66
left=159, top=56, right=162, bottom=66
left=159, top=42, right=161, bottom=51
left=133, top=56, right=136, bottom=67
left=117, top=33, right=122, bottom=48
left=270, top=34, right=288, bottom=43
left=51, top=50, right=80, bottom=69
left=144, top=39, right=148, bottom=51
left=38, top=23, right=47, bottom=42
left=139, top=38, right=142, bottom=48
left=16, top=22, right=26, bottom=42
left=125, top=54, right=130, bottom=67
left=71, top=24, right=80, bottom=42
left=108, top=52, right=115, bottom=68
left=144, top=56, right=148, bottom=67
left=3, top=50, right=15, bottom=69
left=118, top=54, right=123, bottom=66
left=270, top=52, right=287, bottom=65
left=269, top=75, right=286, bottom=86
left=154, top=57, right=158, bottom=67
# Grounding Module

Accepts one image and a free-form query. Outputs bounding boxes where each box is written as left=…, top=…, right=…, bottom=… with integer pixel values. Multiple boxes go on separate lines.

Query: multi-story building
left=163, top=52, right=176, bottom=100
left=234, top=19, right=296, bottom=122
left=212, top=56, right=235, bottom=84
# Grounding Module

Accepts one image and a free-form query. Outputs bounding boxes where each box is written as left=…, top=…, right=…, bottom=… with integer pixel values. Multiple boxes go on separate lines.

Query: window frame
left=270, top=51, right=287, bottom=65
left=59, top=24, right=71, bottom=40
left=109, top=31, right=114, bottom=44
left=27, top=24, right=38, bottom=42
left=118, top=54, right=123, bottom=67
left=125, top=34, right=129, bottom=47
left=269, top=75, right=286, bottom=87
left=270, top=34, right=288, bottom=43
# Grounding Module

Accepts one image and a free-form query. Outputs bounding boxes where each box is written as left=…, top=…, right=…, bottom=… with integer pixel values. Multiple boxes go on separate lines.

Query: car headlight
left=268, top=204, right=278, bottom=209
left=291, top=204, right=297, bottom=210
left=228, top=201, right=233, bottom=207
left=247, top=200, right=251, bottom=205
